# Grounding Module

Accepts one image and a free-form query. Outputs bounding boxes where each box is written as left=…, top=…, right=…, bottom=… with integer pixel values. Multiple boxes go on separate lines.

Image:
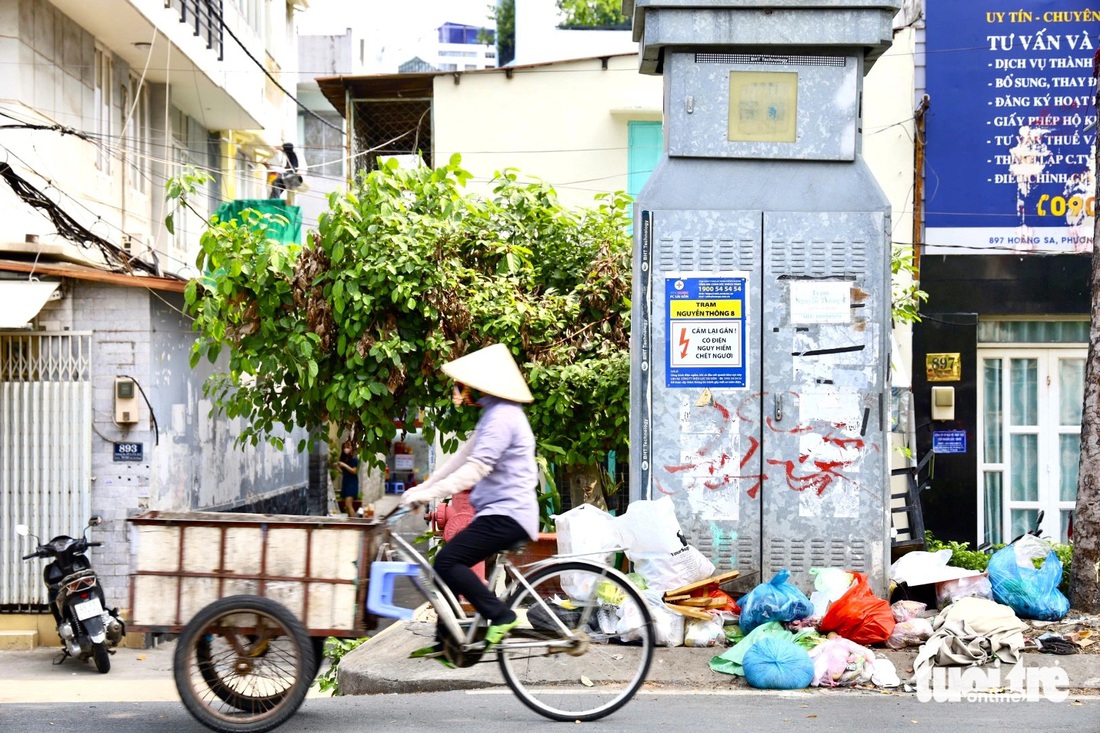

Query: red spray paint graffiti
left=659, top=392, right=877, bottom=499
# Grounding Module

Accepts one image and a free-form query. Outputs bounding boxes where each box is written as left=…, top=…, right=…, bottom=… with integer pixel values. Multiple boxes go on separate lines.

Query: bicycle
left=370, top=505, right=656, bottom=721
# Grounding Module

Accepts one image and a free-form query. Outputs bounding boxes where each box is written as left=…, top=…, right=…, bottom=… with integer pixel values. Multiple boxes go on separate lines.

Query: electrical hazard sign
left=671, top=322, right=742, bottom=365
left=666, top=275, right=748, bottom=388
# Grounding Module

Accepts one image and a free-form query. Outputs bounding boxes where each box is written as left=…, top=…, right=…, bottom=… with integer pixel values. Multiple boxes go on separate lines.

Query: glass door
left=978, top=348, right=1085, bottom=545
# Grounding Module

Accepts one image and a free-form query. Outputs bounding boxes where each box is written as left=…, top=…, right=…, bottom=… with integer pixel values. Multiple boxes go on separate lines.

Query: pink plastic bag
left=808, top=636, right=875, bottom=687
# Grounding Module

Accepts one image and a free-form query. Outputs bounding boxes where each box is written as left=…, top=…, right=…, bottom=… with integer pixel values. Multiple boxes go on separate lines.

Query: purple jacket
left=468, top=396, right=539, bottom=540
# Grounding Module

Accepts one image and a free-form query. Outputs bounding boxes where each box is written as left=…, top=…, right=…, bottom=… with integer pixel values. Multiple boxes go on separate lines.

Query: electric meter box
left=114, top=377, right=139, bottom=425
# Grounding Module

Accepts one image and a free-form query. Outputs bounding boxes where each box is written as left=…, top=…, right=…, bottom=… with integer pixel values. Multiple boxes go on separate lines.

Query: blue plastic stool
left=367, top=561, right=420, bottom=620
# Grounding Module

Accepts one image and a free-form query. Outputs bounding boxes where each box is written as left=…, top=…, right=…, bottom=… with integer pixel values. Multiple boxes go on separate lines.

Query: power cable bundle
left=0, top=161, right=176, bottom=279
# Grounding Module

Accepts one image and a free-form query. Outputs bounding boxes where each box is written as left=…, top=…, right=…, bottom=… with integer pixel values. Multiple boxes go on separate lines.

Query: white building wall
left=0, top=0, right=311, bottom=614
left=864, top=28, right=920, bottom=370
left=432, top=55, right=662, bottom=209
left=0, top=0, right=300, bottom=275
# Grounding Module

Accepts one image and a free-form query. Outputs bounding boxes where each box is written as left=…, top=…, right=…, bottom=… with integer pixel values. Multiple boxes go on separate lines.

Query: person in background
left=399, top=344, right=538, bottom=647
left=337, top=440, right=359, bottom=517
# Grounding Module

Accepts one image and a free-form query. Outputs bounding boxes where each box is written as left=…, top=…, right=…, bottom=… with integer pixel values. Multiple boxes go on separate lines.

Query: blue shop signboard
left=925, top=0, right=1097, bottom=254
left=932, top=430, right=968, bottom=454
left=665, top=275, right=748, bottom=388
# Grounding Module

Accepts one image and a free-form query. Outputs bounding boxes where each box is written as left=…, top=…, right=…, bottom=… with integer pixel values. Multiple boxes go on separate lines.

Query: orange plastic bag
left=818, top=571, right=895, bottom=645
left=709, top=589, right=740, bottom=614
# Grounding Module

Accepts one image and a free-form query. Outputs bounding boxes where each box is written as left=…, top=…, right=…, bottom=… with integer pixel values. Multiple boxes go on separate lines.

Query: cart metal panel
left=127, top=511, right=382, bottom=637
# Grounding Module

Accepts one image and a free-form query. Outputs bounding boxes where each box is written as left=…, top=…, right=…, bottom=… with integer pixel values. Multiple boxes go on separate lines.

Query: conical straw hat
left=442, top=344, right=534, bottom=403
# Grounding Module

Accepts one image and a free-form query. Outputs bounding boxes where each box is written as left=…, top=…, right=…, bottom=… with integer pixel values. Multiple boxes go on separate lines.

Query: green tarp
left=213, top=199, right=302, bottom=244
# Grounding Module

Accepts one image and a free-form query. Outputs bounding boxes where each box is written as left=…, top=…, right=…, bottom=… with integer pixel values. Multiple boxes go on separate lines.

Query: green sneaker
left=484, top=618, right=519, bottom=649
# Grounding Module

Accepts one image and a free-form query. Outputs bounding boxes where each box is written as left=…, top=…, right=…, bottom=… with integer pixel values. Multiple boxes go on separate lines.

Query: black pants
left=434, top=514, right=529, bottom=625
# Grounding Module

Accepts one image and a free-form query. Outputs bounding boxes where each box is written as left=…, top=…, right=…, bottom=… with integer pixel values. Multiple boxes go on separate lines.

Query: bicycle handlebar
left=382, top=504, right=420, bottom=526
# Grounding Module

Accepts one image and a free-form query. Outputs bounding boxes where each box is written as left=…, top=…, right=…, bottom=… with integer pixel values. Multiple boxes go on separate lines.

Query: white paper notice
left=790, top=281, right=851, bottom=324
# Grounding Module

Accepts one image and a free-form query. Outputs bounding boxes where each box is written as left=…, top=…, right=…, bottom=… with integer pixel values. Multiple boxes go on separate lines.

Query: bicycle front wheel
left=497, top=561, right=654, bottom=721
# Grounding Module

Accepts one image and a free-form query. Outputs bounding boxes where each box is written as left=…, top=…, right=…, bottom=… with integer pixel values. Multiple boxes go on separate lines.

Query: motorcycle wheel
left=92, top=642, right=110, bottom=673
left=174, top=596, right=313, bottom=733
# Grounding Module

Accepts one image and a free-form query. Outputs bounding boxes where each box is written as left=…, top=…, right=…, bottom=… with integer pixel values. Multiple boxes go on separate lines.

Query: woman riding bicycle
left=399, top=343, right=538, bottom=646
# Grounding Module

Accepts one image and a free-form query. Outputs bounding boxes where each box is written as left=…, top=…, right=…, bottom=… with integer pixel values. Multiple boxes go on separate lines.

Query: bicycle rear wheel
left=497, top=560, right=654, bottom=721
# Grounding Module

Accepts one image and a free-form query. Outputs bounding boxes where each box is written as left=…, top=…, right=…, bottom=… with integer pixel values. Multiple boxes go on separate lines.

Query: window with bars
left=121, top=75, right=150, bottom=194
left=301, top=112, right=345, bottom=179
left=350, top=98, right=432, bottom=177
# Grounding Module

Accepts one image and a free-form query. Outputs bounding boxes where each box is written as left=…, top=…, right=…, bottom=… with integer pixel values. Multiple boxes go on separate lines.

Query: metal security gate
left=0, top=333, right=92, bottom=608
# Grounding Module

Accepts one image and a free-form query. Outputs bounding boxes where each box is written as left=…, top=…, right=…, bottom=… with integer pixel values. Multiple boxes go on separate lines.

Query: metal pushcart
left=128, top=508, right=655, bottom=732
left=127, top=510, right=384, bottom=733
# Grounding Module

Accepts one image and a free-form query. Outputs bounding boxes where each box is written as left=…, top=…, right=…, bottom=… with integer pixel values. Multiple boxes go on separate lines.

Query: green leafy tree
left=184, top=156, right=631, bottom=484
left=891, top=245, right=928, bottom=325
left=480, top=0, right=515, bottom=66
left=556, top=0, right=630, bottom=29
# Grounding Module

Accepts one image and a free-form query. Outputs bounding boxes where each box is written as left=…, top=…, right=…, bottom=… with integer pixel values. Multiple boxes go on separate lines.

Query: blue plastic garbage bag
left=987, top=536, right=1069, bottom=621
left=742, top=636, right=815, bottom=690
left=737, top=569, right=814, bottom=634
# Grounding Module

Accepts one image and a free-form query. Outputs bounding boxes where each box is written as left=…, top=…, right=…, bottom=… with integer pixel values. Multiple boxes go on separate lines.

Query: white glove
left=399, top=459, right=491, bottom=506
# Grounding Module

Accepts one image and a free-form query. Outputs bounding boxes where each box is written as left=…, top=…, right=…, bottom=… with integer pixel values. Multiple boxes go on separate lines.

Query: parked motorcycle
left=15, top=516, right=125, bottom=673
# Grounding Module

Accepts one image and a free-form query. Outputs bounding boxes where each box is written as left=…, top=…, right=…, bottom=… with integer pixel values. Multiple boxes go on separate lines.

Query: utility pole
left=1070, top=57, right=1100, bottom=612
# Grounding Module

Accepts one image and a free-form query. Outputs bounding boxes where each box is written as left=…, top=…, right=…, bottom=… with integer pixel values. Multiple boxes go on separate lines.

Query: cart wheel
left=174, top=596, right=314, bottom=733
left=307, top=636, right=326, bottom=682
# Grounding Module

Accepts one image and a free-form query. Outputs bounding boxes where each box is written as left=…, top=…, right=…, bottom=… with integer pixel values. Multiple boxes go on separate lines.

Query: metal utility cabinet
left=626, top=0, right=901, bottom=594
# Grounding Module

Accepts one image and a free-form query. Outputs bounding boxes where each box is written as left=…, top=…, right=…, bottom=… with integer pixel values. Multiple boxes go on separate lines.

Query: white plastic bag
left=889, top=549, right=980, bottom=586
left=631, top=545, right=716, bottom=592
left=936, top=573, right=993, bottom=608
left=555, top=503, right=623, bottom=600
left=808, top=567, right=854, bottom=618
left=684, top=616, right=725, bottom=647
left=871, top=655, right=901, bottom=688
left=616, top=496, right=684, bottom=554
left=885, top=617, right=933, bottom=649
left=619, top=495, right=715, bottom=591
left=619, top=590, right=684, bottom=646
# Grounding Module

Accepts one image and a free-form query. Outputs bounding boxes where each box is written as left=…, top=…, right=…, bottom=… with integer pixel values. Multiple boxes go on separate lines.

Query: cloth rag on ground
left=912, top=597, right=1027, bottom=679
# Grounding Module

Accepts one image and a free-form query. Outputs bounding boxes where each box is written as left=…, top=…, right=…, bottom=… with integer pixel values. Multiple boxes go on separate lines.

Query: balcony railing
left=169, top=0, right=224, bottom=60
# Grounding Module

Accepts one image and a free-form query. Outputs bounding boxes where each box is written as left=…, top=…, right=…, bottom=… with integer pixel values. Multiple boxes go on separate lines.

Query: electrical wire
left=118, top=373, right=160, bottom=446
left=210, top=4, right=342, bottom=134
left=0, top=161, right=168, bottom=277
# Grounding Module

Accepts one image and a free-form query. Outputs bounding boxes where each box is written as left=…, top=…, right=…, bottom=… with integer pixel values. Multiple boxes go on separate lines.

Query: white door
left=978, top=348, right=1085, bottom=545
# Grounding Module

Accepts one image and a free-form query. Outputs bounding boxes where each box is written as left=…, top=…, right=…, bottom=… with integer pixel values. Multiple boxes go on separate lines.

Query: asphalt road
left=2, top=689, right=1099, bottom=733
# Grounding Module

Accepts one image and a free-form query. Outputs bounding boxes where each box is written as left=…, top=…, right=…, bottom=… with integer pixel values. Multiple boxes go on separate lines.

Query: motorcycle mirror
left=88, top=516, right=103, bottom=527
left=15, top=524, right=29, bottom=537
